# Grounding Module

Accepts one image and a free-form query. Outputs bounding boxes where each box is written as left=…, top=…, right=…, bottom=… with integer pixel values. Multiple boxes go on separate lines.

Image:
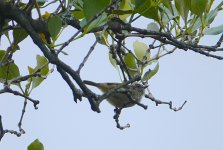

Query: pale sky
left=0, top=1, right=223, bottom=150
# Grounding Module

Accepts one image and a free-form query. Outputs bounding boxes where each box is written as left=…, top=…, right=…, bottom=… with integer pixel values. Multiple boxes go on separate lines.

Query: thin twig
left=3, top=129, right=21, bottom=137
left=17, top=98, right=27, bottom=135
left=0, top=116, right=21, bottom=141
left=116, top=39, right=132, bottom=80
left=145, top=47, right=177, bottom=65
left=127, top=27, right=223, bottom=60
left=215, top=33, right=223, bottom=47
left=145, top=88, right=187, bottom=112
left=9, top=61, right=49, bottom=84
left=109, top=44, right=128, bottom=81
left=3, top=86, right=39, bottom=109
left=77, top=39, right=98, bottom=74
left=40, top=0, right=58, bottom=8
left=108, top=33, right=141, bottom=62
left=0, top=116, right=4, bottom=141
left=34, top=0, right=42, bottom=20
left=113, top=107, right=130, bottom=130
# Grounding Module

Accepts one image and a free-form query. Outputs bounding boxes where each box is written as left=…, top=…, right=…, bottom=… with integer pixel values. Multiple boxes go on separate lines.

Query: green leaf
left=162, top=0, right=172, bottom=9
left=13, top=28, right=28, bottom=44
left=133, top=0, right=152, bottom=12
left=0, top=50, right=5, bottom=60
left=190, top=0, right=208, bottom=17
left=95, top=31, right=109, bottom=46
left=147, top=22, right=159, bottom=32
left=191, top=8, right=218, bottom=32
left=25, top=66, right=35, bottom=92
left=133, top=40, right=150, bottom=61
left=72, top=0, right=84, bottom=10
left=0, top=63, right=20, bottom=80
left=37, top=0, right=46, bottom=6
left=0, top=50, right=20, bottom=80
left=28, top=66, right=35, bottom=74
left=31, top=76, right=44, bottom=90
left=119, top=0, right=133, bottom=19
left=124, top=53, right=137, bottom=69
left=206, top=8, right=219, bottom=25
left=132, top=0, right=160, bottom=21
left=27, top=139, right=44, bottom=150
left=109, top=52, right=117, bottom=68
left=124, top=53, right=138, bottom=76
left=83, top=0, right=110, bottom=21
left=48, top=15, right=62, bottom=41
left=80, top=18, right=87, bottom=28
left=143, top=6, right=160, bottom=21
left=191, top=5, right=220, bottom=33
left=160, top=4, right=179, bottom=25
left=86, top=13, right=108, bottom=33
left=25, top=79, right=32, bottom=92
left=29, top=55, right=49, bottom=90
left=174, top=0, right=190, bottom=21
left=72, top=9, right=84, bottom=19
left=142, top=61, right=159, bottom=81
left=36, top=55, right=49, bottom=76
left=204, top=24, right=223, bottom=35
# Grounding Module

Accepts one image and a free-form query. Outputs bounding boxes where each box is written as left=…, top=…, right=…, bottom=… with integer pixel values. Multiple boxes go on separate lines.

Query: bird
left=83, top=80, right=145, bottom=108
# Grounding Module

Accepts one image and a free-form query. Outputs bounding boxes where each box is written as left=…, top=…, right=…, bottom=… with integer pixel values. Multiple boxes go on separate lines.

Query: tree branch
left=0, top=1, right=100, bottom=112
left=145, top=88, right=187, bottom=112
left=0, top=115, right=4, bottom=141
left=128, top=27, right=223, bottom=60
left=77, top=39, right=98, bottom=74
left=57, top=67, right=82, bottom=102
left=0, top=86, right=39, bottom=109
